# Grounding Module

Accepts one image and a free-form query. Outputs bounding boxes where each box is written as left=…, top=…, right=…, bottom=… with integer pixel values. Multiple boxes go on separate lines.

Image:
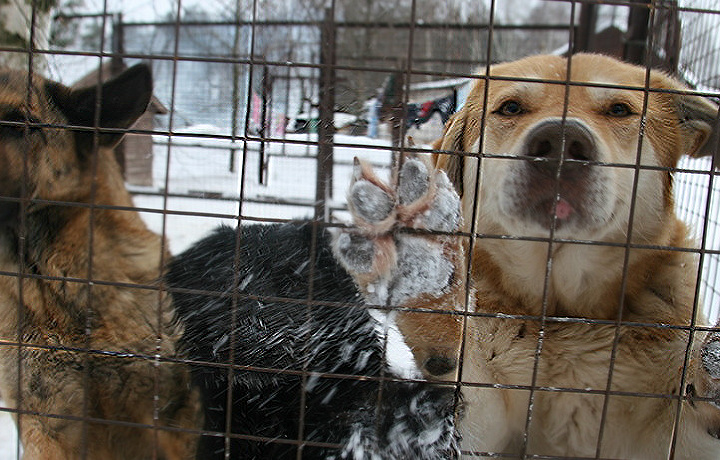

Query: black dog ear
left=46, top=63, right=153, bottom=148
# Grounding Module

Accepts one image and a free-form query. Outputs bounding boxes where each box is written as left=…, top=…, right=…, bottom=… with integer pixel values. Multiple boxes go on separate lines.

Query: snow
left=0, top=425, right=17, bottom=459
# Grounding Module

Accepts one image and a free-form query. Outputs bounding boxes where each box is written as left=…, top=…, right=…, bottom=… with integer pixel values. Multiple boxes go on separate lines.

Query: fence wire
left=1, top=0, right=720, bottom=459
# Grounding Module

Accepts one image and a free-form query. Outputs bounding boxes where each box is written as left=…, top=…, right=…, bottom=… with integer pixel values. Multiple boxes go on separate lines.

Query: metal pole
left=259, top=64, right=270, bottom=184
left=229, top=9, right=243, bottom=173
left=111, top=14, right=126, bottom=177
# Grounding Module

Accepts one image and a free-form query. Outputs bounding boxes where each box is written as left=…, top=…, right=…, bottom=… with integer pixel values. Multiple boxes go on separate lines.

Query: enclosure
left=0, top=0, right=720, bottom=458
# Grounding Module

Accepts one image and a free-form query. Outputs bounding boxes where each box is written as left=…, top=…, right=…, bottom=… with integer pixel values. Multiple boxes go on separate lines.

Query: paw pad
left=349, top=181, right=395, bottom=224
left=398, top=159, right=430, bottom=205
left=334, top=157, right=462, bottom=307
left=334, top=232, right=376, bottom=274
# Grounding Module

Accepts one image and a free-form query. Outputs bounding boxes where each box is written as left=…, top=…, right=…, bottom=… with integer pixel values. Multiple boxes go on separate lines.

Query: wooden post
left=625, top=1, right=651, bottom=66
left=575, top=4, right=597, bottom=54
left=660, top=3, right=681, bottom=74
left=316, top=7, right=335, bottom=222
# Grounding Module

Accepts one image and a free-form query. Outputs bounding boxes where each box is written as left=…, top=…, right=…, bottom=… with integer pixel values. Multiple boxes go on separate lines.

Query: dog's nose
left=525, top=120, right=596, bottom=165
left=423, top=354, right=458, bottom=377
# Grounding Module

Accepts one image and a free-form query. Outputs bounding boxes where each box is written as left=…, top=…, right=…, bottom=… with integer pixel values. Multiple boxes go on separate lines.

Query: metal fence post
left=111, top=14, right=126, bottom=176
left=259, top=63, right=270, bottom=184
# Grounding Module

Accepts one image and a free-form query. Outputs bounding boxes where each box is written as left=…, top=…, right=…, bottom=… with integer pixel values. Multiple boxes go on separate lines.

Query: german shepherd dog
left=0, top=65, right=201, bottom=459
left=336, top=54, right=720, bottom=458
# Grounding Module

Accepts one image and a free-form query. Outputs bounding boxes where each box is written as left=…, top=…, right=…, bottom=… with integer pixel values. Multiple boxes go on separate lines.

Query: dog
left=165, top=180, right=462, bottom=459
left=0, top=65, right=201, bottom=459
left=334, top=53, right=720, bottom=458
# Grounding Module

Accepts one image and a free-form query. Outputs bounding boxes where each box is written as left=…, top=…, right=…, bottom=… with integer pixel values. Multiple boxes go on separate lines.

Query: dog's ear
left=679, top=94, right=719, bottom=163
left=433, top=110, right=468, bottom=198
left=46, top=63, right=153, bottom=149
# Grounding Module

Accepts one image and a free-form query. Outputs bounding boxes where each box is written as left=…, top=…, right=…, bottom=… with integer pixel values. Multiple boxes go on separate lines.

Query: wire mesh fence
left=0, top=0, right=720, bottom=459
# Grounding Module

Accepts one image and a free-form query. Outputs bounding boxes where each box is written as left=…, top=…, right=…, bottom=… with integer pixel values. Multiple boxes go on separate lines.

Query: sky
left=86, top=0, right=186, bottom=21
left=80, top=0, right=507, bottom=22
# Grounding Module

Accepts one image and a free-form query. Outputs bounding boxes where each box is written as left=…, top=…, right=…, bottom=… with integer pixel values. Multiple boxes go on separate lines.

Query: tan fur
left=0, top=68, right=201, bottom=459
left=408, top=54, right=720, bottom=458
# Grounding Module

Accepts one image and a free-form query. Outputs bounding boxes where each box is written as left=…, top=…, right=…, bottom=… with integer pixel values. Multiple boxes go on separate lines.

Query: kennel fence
left=1, top=0, right=720, bottom=458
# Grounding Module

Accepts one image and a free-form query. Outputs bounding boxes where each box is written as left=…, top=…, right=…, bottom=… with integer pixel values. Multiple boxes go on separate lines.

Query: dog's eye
left=496, top=100, right=524, bottom=116
left=607, top=103, right=633, bottom=118
left=0, top=110, right=42, bottom=138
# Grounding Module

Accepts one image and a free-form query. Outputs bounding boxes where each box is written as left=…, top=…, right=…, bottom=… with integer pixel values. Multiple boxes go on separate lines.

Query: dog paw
left=696, top=332, right=720, bottom=408
left=334, top=157, right=462, bottom=307
left=686, top=329, right=720, bottom=439
left=334, top=157, right=466, bottom=378
left=702, top=334, right=720, bottom=379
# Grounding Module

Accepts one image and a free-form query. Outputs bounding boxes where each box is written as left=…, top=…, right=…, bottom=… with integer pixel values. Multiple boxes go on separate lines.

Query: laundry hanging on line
left=405, top=94, right=456, bottom=129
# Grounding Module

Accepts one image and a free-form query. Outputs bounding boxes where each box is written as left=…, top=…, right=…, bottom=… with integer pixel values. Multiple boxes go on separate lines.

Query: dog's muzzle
left=507, top=118, right=600, bottom=228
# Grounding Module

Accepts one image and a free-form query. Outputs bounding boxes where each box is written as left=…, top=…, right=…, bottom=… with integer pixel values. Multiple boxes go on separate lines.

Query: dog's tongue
left=554, top=198, right=574, bottom=220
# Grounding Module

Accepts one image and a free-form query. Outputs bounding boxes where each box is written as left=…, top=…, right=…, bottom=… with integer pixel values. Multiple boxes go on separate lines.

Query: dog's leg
left=333, top=157, right=467, bottom=379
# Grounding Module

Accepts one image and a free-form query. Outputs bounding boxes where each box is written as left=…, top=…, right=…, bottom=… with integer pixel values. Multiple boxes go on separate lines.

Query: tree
left=0, top=0, right=56, bottom=70
left=0, top=0, right=83, bottom=71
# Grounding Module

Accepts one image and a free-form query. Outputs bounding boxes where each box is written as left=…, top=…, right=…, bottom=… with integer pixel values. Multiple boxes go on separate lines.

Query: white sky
left=82, top=0, right=204, bottom=21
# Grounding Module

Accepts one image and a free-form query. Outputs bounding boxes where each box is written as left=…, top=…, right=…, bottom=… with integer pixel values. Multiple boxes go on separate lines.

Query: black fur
left=167, top=223, right=459, bottom=459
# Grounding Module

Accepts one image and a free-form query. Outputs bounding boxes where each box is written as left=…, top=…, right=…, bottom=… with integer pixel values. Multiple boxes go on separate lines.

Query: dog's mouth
left=545, top=196, right=574, bottom=220
left=530, top=195, right=578, bottom=229
left=500, top=161, right=606, bottom=234
left=523, top=190, right=580, bottom=230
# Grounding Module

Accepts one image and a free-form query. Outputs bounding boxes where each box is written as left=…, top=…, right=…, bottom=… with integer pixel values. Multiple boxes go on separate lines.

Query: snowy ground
left=1, top=133, right=719, bottom=457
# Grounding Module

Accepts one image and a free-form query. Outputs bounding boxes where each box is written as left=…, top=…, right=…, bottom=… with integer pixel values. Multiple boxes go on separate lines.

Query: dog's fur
left=335, top=54, right=720, bottom=458
left=0, top=65, right=201, bottom=459
left=166, top=217, right=460, bottom=457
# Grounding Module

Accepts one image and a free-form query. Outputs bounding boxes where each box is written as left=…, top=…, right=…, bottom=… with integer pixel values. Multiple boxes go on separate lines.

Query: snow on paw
left=333, top=156, right=467, bottom=378
left=333, top=232, right=376, bottom=274
left=347, top=158, right=397, bottom=233
left=334, top=157, right=462, bottom=306
left=398, top=158, right=430, bottom=205
left=421, top=171, right=462, bottom=233
left=686, top=329, right=720, bottom=439
left=396, top=159, right=462, bottom=234
left=696, top=331, right=720, bottom=408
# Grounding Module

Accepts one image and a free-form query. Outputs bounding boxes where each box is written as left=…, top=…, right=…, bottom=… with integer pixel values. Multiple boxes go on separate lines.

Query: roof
left=408, top=77, right=471, bottom=92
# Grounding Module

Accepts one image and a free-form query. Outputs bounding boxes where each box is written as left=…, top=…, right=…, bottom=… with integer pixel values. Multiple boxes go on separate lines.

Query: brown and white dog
left=336, top=53, right=720, bottom=458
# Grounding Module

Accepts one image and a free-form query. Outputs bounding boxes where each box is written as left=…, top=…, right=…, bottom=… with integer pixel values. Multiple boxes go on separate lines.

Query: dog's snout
left=525, top=120, right=596, bottom=163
